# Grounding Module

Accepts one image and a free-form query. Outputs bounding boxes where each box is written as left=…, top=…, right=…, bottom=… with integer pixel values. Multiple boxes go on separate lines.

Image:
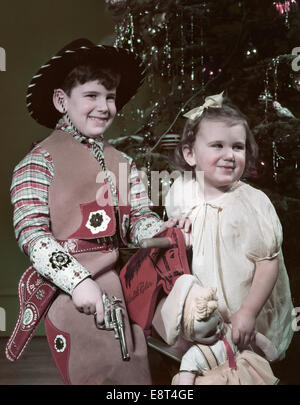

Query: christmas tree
left=106, top=0, right=300, bottom=320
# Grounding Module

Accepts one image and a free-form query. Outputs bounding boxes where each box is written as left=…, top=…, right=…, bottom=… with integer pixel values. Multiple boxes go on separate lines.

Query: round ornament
left=258, top=90, right=272, bottom=104
left=159, top=134, right=181, bottom=150
left=293, top=73, right=300, bottom=92
left=106, top=0, right=127, bottom=9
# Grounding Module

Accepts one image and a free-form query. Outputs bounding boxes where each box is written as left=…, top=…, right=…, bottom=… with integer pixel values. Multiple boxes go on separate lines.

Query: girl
left=165, top=92, right=294, bottom=360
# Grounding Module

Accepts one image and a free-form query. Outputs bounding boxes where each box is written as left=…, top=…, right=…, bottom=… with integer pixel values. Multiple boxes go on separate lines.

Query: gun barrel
left=116, top=307, right=130, bottom=361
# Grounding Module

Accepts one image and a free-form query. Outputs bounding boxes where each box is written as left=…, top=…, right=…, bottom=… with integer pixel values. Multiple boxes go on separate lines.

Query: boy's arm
left=127, top=159, right=163, bottom=245
left=127, top=159, right=192, bottom=246
left=11, top=148, right=91, bottom=295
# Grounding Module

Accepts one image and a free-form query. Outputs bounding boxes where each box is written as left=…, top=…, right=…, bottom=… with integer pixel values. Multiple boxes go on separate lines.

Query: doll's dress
left=165, top=177, right=294, bottom=360
left=172, top=324, right=278, bottom=385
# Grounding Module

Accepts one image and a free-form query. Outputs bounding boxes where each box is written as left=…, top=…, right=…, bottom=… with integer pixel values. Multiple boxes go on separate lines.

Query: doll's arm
left=254, top=332, right=279, bottom=362
left=230, top=257, right=279, bottom=349
left=178, top=345, right=207, bottom=385
left=178, top=371, right=196, bottom=385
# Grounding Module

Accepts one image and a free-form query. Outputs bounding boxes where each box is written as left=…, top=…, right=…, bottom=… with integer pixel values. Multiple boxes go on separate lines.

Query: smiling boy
left=9, top=39, right=164, bottom=384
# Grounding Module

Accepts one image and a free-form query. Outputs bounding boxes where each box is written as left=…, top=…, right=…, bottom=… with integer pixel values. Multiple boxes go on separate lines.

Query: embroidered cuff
left=30, top=236, right=91, bottom=295
left=132, top=216, right=164, bottom=246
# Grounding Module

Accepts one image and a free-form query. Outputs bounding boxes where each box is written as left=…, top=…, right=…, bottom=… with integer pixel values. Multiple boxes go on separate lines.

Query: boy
left=9, top=38, right=164, bottom=384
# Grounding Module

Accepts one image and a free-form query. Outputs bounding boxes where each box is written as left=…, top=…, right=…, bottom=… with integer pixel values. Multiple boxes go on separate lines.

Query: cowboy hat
left=26, top=38, right=146, bottom=128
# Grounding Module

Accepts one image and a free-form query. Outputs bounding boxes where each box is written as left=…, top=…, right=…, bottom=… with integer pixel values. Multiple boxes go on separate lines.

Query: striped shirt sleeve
left=10, top=146, right=90, bottom=294
left=10, top=145, right=54, bottom=254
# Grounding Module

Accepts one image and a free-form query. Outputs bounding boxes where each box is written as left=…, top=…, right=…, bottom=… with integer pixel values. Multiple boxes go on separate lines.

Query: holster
left=5, top=238, right=110, bottom=362
left=5, top=266, right=58, bottom=362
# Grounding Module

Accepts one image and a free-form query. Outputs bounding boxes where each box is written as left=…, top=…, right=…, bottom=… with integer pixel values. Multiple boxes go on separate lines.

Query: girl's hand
left=230, top=308, right=256, bottom=350
left=72, top=278, right=104, bottom=325
left=160, top=217, right=192, bottom=247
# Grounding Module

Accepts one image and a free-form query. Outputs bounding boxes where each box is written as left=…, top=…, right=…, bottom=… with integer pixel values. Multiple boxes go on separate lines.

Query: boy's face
left=61, top=80, right=117, bottom=138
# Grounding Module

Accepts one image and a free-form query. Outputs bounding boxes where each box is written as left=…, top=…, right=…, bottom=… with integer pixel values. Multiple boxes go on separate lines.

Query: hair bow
left=183, top=91, right=224, bottom=121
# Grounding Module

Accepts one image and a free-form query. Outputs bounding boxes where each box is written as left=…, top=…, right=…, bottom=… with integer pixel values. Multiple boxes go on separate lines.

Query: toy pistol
left=94, top=293, right=130, bottom=361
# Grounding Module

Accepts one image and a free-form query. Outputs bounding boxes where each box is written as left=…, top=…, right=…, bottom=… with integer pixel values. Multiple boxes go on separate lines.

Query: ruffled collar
left=167, top=175, right=243, bottom=217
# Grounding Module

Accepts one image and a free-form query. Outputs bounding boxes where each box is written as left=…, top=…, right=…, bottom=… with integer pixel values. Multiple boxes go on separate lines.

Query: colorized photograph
left=0, top=0, right=299, bottom=390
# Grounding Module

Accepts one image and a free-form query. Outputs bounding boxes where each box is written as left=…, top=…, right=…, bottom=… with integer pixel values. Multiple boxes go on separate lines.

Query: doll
left=161, top=274, right=279, bottom=385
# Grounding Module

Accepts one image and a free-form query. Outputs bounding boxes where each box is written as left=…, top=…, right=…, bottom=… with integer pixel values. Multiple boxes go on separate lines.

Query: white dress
left=165, top=177, right=294, bottom=359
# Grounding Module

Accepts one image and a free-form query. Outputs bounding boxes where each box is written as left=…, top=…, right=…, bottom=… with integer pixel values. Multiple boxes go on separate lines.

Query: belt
left=57, top=236, right=119, bottom=255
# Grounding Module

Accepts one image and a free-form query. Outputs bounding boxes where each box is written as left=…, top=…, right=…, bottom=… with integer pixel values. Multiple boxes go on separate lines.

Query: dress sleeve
left=246, top=190, right=283, bottom=262
left=125, top=156, right=163, bottom=245
left=10, top=146, right=91, bottom=294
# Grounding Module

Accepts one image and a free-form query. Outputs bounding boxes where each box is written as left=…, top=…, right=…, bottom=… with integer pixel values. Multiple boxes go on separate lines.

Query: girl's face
left=183, top=119, right=246, bottom=196
left=59, top=80, right=117, bottom=137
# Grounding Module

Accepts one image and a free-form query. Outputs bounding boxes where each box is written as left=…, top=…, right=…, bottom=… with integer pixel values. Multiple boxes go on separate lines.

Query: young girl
left=165, top=92, right=294, bottom=360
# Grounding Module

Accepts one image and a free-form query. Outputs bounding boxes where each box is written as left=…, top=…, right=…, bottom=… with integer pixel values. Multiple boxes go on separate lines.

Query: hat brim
left=26, top=41, right=146, bottom=129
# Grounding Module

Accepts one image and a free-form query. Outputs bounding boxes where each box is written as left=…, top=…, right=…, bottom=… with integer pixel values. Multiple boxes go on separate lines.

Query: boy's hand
left=160, top=217, right=192, bottom=247
left=72, top=278, right=104, bottom=325
left=230, top=308, right=256, bottom=350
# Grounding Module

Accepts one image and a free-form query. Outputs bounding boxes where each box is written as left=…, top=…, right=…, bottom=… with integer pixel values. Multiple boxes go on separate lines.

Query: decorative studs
left=54, top=335, right=67, bottom=353
left=22, top=308, right=34, bottom=326
left=86, top=210, right=111, bottom=234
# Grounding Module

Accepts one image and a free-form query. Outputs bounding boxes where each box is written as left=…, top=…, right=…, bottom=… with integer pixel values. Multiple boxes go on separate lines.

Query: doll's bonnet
left=161, top=274, right=218, bottom=345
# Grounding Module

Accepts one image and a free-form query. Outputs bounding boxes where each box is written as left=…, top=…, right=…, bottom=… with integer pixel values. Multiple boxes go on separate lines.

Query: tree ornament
left=293, top=73, right=300, bottom=92
left=273, top=101, right=296, bottom=119
left=273, top=0, right=297, bottom=15
left=106, top=0, right=127, bottom=8
left=159, top=134, right=181, bottom=150
left=258, top=90, right=272, bottom=104
left=245, top=42, right=258, bottom=60
left=273, top=0, right=298, bottom=27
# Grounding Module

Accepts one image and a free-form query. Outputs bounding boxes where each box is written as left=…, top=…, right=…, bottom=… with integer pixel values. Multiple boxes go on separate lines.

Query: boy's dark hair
left=173, top=103, right=258, bottom=179
left=61, top=64, right=121, bottom=95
